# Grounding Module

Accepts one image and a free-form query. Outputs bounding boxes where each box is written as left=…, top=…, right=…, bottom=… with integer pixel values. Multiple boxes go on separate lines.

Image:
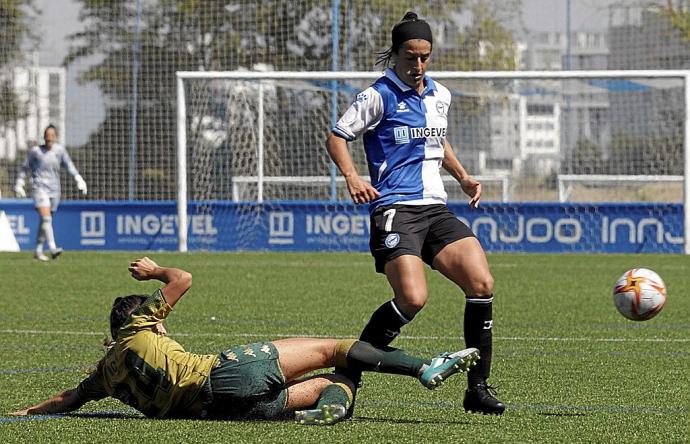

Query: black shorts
left=369, top=204, right=475, bottom=273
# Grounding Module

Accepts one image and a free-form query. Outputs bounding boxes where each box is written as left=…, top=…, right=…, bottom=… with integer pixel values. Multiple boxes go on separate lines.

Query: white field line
left=0, top=329, right=688, bottom=343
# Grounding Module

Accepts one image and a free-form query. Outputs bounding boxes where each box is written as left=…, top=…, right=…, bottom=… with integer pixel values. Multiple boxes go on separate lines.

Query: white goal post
left=176, top=69, right=690, bottom=253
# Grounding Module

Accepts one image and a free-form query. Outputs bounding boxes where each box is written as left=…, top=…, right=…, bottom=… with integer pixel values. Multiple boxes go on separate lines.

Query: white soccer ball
left=613, top=268, right=667, bottom=321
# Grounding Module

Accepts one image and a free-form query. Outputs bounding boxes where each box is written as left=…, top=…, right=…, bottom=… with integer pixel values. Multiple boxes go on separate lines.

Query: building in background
left=521, top=31, right=609, bottom=175
left=458, top=30, right=610, bottom=178
left=608, top=5, right=688, bottom=145
left=0, top=66, right=66, bottom=160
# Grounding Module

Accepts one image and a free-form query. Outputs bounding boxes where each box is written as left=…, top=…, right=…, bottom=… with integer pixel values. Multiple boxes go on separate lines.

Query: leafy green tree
left=0, top=0, right=36, bottom=196
left=338, top=0, right=518, bottom=71
left=65, top=0, right=521, bottom=199
left=659, top=0, right=690, bottom=42
left=0, top=0, right=36, bottom=131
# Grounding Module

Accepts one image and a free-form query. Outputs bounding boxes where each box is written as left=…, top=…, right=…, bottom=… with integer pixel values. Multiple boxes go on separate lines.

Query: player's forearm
left=155, top=266, right=192, bottom=307
left=442, top=141, right=470, bottom=182
left=326, top=133, right=359, bottom=178
left=443, top=159, right=470, bottom=183
left=151, top=266, right=191, bottom=286
left=62, top=151, right=80, bottom=177
left=23, top=388, right=85, bottom=415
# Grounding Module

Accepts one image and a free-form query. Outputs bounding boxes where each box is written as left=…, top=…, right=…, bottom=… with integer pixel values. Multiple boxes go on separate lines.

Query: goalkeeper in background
left=10, top=257, right=480, bottom=425
left=14, top=124, right=87, bottom=261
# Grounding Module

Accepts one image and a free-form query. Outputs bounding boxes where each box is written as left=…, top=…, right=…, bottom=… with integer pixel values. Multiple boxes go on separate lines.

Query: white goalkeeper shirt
left=333, top=68, right=451, bottom=211
left=18, top=143, right=80, bottom=196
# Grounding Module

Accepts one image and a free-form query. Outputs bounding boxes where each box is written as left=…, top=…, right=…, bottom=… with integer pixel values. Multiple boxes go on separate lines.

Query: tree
left=66, top=0, right=334, bottom=199
left=0, top=0, right=36, bottom=132
left=65, top=0, right=522, bottom=199
left=607, top=131, right=682, bottom=176
left=0, top=0, right=36, bottom=196
left=659, top=0, right=690, bottom=42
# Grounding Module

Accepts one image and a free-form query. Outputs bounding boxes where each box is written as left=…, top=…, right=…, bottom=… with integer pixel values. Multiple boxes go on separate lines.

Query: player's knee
left=468, top=274, right=494, bottom=297
left=394, top=288, right=429, bottom=320
left=396, top=294, right=426, bottom=317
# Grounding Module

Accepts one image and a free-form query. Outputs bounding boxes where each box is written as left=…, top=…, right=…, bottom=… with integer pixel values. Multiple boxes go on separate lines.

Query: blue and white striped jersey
left=333, top=68, right=451, bottom=211
left=18, top=143, right=80, bottom=196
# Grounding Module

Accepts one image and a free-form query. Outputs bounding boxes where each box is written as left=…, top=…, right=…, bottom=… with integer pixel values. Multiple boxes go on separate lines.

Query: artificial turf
left=1, top=251, right=688, bottom=442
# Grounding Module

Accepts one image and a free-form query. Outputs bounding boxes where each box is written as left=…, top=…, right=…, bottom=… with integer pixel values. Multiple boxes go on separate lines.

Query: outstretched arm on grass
left=10, top=387, right=89, bottom=416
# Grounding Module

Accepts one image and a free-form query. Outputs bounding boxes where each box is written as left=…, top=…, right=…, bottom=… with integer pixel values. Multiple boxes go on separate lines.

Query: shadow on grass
left=353, top=415, right=474, bottom=425
left=538, top=412, right=587, bottom=417
left=65, top=411, right=143, bottom=419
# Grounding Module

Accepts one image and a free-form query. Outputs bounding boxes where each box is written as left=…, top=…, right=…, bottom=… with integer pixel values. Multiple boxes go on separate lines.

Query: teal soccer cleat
left=419, top=348, right=480, bottom=389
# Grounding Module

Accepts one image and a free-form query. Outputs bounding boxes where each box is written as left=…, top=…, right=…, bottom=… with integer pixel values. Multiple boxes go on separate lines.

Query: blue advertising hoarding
left=0, top=200, right=683, bottom=253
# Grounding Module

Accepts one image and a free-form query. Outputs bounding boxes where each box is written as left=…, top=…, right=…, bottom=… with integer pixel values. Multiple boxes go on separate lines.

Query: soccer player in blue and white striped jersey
left=327, top=12, right=505, bottom=416
left=15, top=125, right=87, bottom=261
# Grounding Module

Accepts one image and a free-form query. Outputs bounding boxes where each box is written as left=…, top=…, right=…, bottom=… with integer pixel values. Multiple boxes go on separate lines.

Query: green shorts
left=204, top=342, right=288, bottom=419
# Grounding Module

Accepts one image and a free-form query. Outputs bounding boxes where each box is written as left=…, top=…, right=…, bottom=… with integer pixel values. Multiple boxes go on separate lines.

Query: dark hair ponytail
left=110, top=294, right=149, bottom=339
left=375, top=11, right=432, bottom=67
left=400, top=11, right=419, bottom=21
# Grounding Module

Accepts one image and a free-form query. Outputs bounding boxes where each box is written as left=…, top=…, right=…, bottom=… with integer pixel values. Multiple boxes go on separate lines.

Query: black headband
left=392, top=19, right=433, bottom=49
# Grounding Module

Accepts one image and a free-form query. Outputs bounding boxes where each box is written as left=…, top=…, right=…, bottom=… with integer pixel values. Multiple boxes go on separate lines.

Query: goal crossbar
left=230, top=175, right=511, bottom=203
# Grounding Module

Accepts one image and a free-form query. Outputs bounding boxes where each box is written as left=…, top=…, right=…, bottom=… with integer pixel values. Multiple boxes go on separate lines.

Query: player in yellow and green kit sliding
left=10, top=257, right=479, bottom=425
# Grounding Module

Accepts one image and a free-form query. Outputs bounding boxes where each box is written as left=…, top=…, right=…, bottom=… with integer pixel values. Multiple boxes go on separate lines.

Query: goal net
left=177, top=70, right=689, bottom=252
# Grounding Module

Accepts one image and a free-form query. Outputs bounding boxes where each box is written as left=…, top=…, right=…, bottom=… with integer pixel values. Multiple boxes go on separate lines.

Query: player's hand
left=129, top=257, right=160, bottom=281
left=460, top=177, right=482, bottom=209
left=75, top=175, right=88, bottom=195
left=14, top=181, right=26, bottom=198
left=345, top=175, right=380, bottom=204
left=9, top=409, right=29, bottom=416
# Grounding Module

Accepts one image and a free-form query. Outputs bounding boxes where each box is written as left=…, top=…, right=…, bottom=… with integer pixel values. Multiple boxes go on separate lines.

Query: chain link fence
left=1, top=0, right=688, bottom=202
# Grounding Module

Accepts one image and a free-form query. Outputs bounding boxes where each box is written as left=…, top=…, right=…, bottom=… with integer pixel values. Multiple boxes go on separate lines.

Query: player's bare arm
left=441, top=139, right=482, bottom=208
left=128, top=257, right=192, bottom=307
left=326, top=133, right=380, bottom=204
left=9, top=387, right=89, bottom=416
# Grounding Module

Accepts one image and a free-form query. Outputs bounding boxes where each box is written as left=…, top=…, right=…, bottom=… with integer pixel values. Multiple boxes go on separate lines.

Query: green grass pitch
left=1, top=252, right=688, bottom=442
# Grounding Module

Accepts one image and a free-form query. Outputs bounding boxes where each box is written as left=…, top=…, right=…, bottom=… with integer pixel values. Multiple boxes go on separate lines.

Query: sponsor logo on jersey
left=436, top=101, right=446, bottom=115
left=393, top=126, right=446, bottom=144
left=384, top=233, right=400, bottom=248
left=396, top=101, right=409, bottom=113
left=393, top=127, right=410, bottom=144
left=410, top=127, right=447, bottom=138
left=356, top=92, right=367, bottom=103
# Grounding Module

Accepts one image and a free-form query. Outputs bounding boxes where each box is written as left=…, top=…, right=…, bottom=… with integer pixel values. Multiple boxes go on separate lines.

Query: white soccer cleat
left=34, top=252, right=49, bottom=262
left=50, top=248, right=63, bottom=259
left=295, top=404, right=347, bottom=426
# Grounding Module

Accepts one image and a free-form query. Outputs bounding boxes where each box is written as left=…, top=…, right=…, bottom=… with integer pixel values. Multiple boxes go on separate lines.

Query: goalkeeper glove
left=75, top=175, right=88, bottom=195
left=14, top=179, right=26, bottom=198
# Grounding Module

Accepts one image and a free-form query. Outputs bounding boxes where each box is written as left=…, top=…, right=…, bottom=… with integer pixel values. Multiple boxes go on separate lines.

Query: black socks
left=359, top=299, right=412, bottom=347
left=464, top=296, right=493, bottom=386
